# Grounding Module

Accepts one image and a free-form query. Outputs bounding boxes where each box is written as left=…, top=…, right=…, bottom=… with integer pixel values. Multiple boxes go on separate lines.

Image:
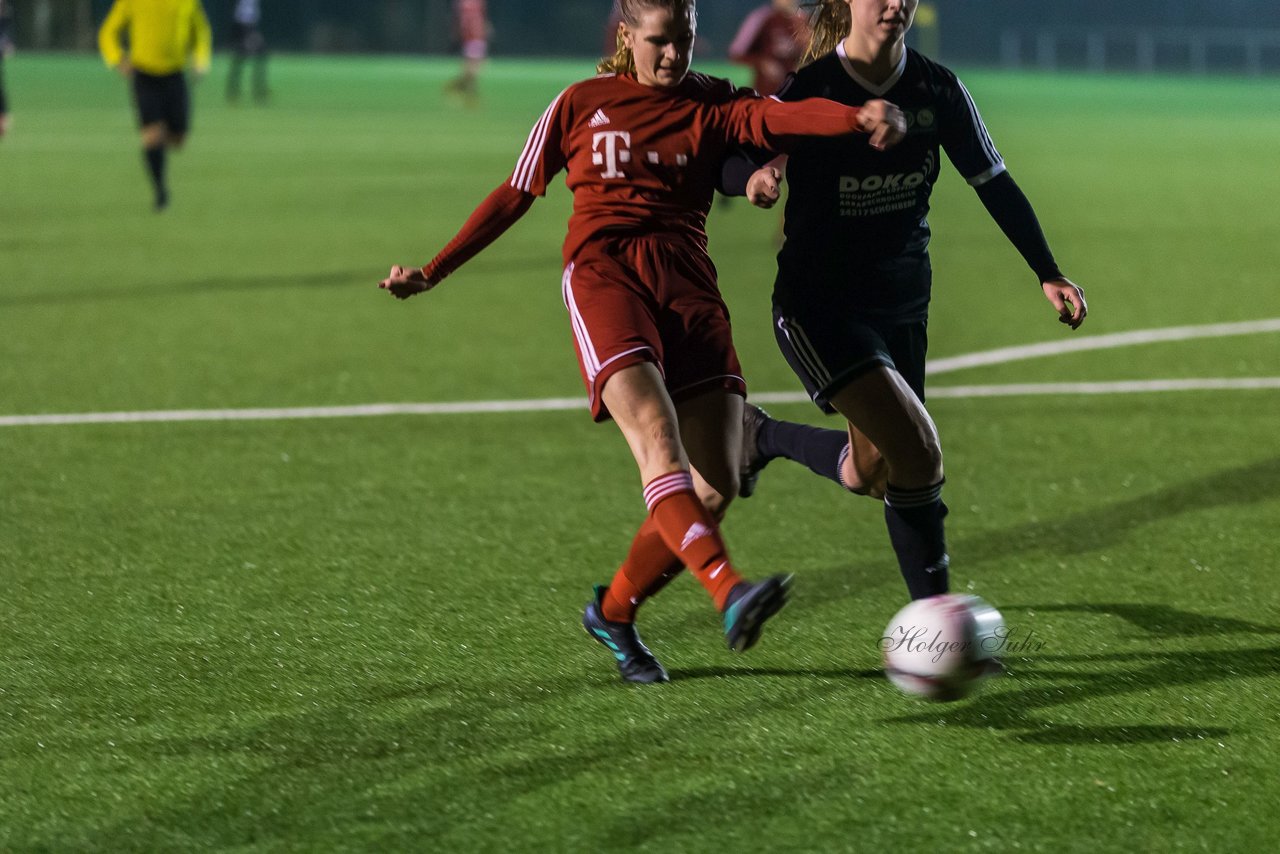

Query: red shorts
left=562, top=235, right=747, bottom=422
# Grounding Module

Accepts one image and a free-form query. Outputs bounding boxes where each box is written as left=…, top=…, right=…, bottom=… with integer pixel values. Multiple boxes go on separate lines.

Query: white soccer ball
left=881, top=593, right=1005, bottom=701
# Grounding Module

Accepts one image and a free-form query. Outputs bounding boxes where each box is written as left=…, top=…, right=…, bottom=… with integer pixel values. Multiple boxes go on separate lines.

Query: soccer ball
left=880, top=593, right=1005, bottom=701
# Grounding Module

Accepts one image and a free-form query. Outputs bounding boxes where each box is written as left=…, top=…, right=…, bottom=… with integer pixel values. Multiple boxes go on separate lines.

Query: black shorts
left=773, top=303, right=929, bottom=414
left=132, top=71, right=190, bottom=134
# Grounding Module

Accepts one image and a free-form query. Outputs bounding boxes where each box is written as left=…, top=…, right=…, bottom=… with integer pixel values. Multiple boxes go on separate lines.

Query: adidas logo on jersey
left=588, top=109, right=611, bottom=128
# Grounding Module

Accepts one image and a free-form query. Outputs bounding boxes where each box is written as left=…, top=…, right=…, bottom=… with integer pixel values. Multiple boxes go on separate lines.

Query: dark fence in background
left=10, top=1, right=1280, bottom=73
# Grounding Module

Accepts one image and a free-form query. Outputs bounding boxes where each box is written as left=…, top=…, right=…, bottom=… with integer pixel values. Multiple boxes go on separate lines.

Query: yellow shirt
left=98, top=0, right=212, bottom=76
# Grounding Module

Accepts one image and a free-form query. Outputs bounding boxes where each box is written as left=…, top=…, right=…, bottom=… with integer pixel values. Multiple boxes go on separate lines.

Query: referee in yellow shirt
left=99, top=0, right=212, bottom=210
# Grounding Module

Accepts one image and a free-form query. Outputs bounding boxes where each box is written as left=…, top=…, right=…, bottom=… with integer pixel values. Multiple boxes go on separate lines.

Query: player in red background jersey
left=381, top=0, right=904, bottom=684
left=729, top=0, right=811, bottom=96
left=603, top=1, right=625, bottom=59
left=445, top=0, right=489, bottom=102
left=0, top=0, right=12, bottom=138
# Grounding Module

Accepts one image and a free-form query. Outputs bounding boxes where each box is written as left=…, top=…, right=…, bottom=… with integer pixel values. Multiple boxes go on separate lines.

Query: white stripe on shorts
left=562, top=264, right=601, bottom=377
left=776, top=315, right=832, bottom=389
left=562, top=263, right=653, bottom=409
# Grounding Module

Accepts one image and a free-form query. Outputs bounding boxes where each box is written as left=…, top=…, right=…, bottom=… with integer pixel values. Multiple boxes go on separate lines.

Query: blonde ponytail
left=800, top=0, right=850, bottom=66
left=597, top=20, right=634, bottom=75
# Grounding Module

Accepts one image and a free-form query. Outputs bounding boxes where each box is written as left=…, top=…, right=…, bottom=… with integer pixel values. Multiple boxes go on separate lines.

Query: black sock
left=884, top=480, right=950, bottom=599
left=758, top=418, right=851, bottom=489
left=143, top=145, right=166, bottom=199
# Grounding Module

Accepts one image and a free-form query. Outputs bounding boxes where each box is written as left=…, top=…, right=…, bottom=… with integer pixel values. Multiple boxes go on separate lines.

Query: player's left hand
left=1042, top=277, right=1087, bottom=330
left=379, top=265, right=437, bottom=300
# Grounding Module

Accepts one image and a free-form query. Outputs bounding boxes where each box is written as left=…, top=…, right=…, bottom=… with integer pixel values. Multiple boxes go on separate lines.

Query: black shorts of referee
left=132, top=69, right=190, bottom=135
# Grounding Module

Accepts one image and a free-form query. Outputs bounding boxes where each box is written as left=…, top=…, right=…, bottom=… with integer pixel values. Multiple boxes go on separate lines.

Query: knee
left=698, top=484, right=734, bottom=521
left=898, top=435, right=944, bottom=487
left=844, top=453, right=889, bottom=499
left=876, top=421, right=944, bottom=489
left=921, top=435, right=944, bottom=482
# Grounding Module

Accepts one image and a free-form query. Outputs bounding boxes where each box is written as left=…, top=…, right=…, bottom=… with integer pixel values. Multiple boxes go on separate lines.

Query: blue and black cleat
left=582, top=585, right=670, bottom=684
left=723, top=573, right=794, bottom=652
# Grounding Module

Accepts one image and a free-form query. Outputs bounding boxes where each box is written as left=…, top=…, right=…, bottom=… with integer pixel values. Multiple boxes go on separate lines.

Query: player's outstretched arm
left=1042, top=277, right=1087, bottom=330
left=738, top=96, right=906, bottom=152
left=379, top=181, right=535, bottom=300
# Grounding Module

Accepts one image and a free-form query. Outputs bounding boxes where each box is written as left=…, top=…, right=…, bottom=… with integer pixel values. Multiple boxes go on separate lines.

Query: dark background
left=8, top=1, right=1280, bottom=72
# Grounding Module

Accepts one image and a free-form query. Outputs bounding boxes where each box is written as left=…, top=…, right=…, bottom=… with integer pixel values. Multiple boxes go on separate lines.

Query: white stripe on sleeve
left=512, top=89, right=567, bottom=192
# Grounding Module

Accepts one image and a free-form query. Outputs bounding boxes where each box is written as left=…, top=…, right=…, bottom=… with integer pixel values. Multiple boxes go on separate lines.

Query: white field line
left=2, top=320, right=1278, bottom=428
left=925, top=318, right=1280, bottom=375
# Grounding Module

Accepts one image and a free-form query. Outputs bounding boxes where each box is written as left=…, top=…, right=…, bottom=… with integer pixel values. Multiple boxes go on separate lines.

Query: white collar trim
left=836, top=41, right=906, bottom=96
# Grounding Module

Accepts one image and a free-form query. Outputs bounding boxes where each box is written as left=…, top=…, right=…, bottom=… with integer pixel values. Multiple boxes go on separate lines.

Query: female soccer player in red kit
left=444, top=0, right=488, bottom=100
left=381, top=0, right=905, bottom=684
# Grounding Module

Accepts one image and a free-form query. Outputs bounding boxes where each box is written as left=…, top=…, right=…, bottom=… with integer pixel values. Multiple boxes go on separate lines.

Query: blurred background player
left=227, top=0, right=269, bottom=104
left=444, top=0, right=489, bottom=103
left=0, top=0, right=12, bottom=138
left=724, top=0, right=808, bottom=220
left=602, top=1, right=625, bottom=57
left=99, top=0, right=212, bottom=211
left=728, top=0, right=811, bottom=96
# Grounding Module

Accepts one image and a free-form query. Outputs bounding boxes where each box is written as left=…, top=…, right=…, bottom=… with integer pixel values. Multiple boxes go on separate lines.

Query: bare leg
left=600, top=362, right=687, bottom=486
left=827, top=365, right=942, bottom=490
left=677, top=386, right=743, bottom=518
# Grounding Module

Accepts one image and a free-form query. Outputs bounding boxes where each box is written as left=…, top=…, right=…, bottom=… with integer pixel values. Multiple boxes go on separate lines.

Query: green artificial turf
left=2, top=54, right=1279, bottom=851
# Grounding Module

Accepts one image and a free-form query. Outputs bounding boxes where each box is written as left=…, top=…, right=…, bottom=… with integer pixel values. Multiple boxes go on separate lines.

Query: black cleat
left=722, top=574, right=793, bottom=652
left=582, top=585, right=670, bottom=684
left=154, top=188, right=170, bottom=212
left=739, top=402, right=774, bottom=498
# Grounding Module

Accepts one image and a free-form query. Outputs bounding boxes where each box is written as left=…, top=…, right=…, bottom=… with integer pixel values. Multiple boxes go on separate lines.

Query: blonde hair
left=597, top=0, right=698, bottom=75
left=800, top=0, right=850, bottom=66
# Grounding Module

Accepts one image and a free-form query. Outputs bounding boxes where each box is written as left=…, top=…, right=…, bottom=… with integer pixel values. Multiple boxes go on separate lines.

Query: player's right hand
left=746, top=167, right=782, bottom=209
left=379, top=265, right=437, bottom=300
left=858, top=99, right=906, bottom=151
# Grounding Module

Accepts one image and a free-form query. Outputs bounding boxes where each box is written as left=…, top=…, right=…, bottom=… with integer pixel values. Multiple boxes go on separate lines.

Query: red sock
left=601, top=516, right=684, bottom=623
left=642, top=471, right=743, bottom=610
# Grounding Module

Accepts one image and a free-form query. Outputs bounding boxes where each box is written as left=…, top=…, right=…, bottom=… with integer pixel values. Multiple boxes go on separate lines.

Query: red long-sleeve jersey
left=425, top=71, right=867, bottom=282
